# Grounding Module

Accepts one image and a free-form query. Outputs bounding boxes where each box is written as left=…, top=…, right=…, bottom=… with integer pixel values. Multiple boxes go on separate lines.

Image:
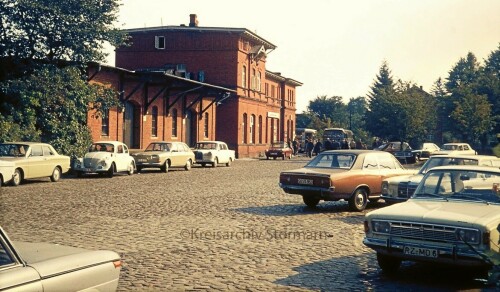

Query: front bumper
left=381, top=195, right=408, bottom=204
left=363, top=236, right=491, bottom=268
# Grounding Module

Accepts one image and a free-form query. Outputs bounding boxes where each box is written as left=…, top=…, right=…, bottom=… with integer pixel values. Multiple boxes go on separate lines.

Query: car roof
left=94, top=141, right=125, bottom=146
left=320, top=150, right=384, bottom=154
left=196, top=141, right=222, bottom=143
left=430, top=154, right=498, bottom=160
left=427, top=165, right=500, bottom=173
left=2, top=142, right=52, bottom=146
left=442, top=142, right=469, bottom=145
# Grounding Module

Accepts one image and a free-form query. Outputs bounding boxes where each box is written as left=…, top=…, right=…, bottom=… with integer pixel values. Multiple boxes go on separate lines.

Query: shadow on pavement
left=275, top=254, right=495, bottom=291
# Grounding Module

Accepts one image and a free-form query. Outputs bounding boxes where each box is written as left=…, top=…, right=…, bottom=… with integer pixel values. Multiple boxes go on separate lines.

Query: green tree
left=479, top=44, right=500, bottom=135
left=445, top=52, right=481, bottom=92
left=307, top=95, right=348, bottom=128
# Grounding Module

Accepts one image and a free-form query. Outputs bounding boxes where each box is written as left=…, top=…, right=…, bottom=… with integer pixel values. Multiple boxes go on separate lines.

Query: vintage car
left=0, top=142, right=71, bottom=186
left=279, top=150, right=417, bottom=211
left=364, top=165, right=500, bottom=275
left=381, top=154, right=500, bottom=204
left=375, top=141, right=411, bottom=154
left=431, top=142, right=476, bottom=156
left=265, top=142, right=293, bottom=160
left=193, top=141, right=235, bottom=167
left=132, top=141, right=195, bottom=172
left=394, top=142, right=441, bottom=164
left=73, top=141, right=135, bottom=177
left=0, top=160, right=15, bottom=187
left=0, top=226, right=122, bottom=291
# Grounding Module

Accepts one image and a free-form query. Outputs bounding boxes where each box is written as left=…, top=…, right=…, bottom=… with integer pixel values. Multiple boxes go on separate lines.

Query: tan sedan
left=279, top=150, right=417, bottom=211
left=132, top=141, right=195, bottom=172
left=0, top=142, right=71, bottom=186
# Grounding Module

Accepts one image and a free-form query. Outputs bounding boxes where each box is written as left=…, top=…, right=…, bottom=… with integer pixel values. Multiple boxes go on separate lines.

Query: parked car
left=431, top=142, right=476, bottom=156
left=394, top=142, right=441, bottom=164
left=381, top=154, right=500, bottom=204
left=364, top=165, right=500, bottom=274
left=132, top=141, right=195, bottom=172
left=73, top=141, right=135, bottom=177
left=193, top=141, right=235, bottom=167
left=265, top=142, right=293, bottom=160
left=0, top=226, right=122, bottom=291
left=0, top=160, right=15, bottom=187
left=375, top=141, right=411, bottom=154
left=279, top=150, right=417, bottom=211
left=0, top=142, right=71, bottom=186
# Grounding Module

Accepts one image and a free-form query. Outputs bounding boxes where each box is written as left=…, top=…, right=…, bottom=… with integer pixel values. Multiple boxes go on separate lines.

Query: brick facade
left=114, top=15, right=301, bottom=158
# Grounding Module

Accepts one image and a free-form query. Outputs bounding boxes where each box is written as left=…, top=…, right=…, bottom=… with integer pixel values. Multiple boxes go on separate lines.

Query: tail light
left=113, top=260, right=122, bottom=269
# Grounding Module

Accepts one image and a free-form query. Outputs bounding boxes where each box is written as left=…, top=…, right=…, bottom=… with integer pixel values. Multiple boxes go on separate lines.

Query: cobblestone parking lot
left=0, top=157, right=496, bottom=291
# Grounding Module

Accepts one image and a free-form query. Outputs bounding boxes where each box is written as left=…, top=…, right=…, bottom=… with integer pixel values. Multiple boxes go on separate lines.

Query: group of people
left=296, top=137, right=367, bottom=158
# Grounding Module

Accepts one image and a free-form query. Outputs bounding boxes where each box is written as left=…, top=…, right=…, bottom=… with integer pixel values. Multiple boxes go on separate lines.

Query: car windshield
left=196, top=143, right=216, bottom=150
left=145, top=143, right=171, bottom=152
left=413, top=169, right=500, bottom=204
left=419, top=157, right=479, bottom=174
left=442, top=144, right=458, bottom=150
left=0, top=143, right=29, bottom=157
left=89, top=143, right=115, bottom=153
left=305, top=153, right=356, bottom=169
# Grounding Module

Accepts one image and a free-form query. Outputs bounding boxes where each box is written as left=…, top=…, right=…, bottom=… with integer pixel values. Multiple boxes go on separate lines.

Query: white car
left=0, top=160, right=15, bottom=187
left=73, top=141, right=135, bottom=177
left=432, top=143, right=476, bottom=156
left=381, top=154, right=500, bottom=204
left=364, top=165, right=500, bottom=276
left=0, top=226, right=122, bottom=291
left=193, top=141, right=235, bottom=167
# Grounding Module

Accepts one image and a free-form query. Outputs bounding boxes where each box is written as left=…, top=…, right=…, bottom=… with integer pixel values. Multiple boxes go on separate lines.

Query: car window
left=363, top=155, right=379, bottom=170
left=171, top=144, right=179, bottom=152
left=464, top=145, right=470, bottom=150
left=183, top=144, right=190, bottom=152
left=306, top=153, right=355, bottom=169
left=42, top=146, right=54, bottom=156
left=117, top=145, right=124, bottom=153
left=0, top=239, right=15, bottom=267
left=123, top=145, right=129, bottom=154
left=221, top=144, right=227, bottom=150
left=31, top=145, right=43, bottom=156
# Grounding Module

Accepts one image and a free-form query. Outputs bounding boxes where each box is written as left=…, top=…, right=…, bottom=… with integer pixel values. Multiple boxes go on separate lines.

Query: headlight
left=381, top=182, right=389, bottom=195
left=372, top=220, right=391, bottom=234
left=99, top=160, right=107, bottom=167
left=456, top=228, right=480, bottom=244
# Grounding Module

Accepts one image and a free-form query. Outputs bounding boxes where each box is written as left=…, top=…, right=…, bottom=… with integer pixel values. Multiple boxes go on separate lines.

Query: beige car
left=0, top=142, right=70, bottom=186
left=132, top=141, right=195, bottom=172
left=364, top=165, right=500, bottom=275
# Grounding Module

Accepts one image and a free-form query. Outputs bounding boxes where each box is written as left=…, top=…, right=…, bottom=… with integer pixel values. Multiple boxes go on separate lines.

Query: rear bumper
left=279, top=184, right=345, bottom=200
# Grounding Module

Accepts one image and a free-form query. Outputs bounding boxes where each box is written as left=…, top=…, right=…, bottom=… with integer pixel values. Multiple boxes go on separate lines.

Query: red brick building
left=114, top=14, right=301, bottom=158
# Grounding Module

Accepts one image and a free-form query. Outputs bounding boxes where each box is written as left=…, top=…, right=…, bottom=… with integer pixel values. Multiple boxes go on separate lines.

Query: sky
left=105, top=0, right=500, bottom=113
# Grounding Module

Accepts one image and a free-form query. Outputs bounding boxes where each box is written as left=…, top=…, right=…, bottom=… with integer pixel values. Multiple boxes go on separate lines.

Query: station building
left=90, top=14, right=301, bottom=158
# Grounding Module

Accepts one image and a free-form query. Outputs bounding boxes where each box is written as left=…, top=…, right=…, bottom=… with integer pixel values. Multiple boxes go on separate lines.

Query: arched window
left=204, top=112, right=209, bottom=138
left=251, top=68, right=256, bottom=90
left=258, top=115, right=263, bottom=144
left=250, top=114, right=255, bottom=144
left=256, top=71, right=261, bottom=92
left=101, top=109, right=109, bottom=136
left=242, top=65, right=247, bottom=88
left=242, top=113, right=247, bottom=143
left=172, top=108, right=178, bottom=137
left=151, top=106, right=158, bottom=137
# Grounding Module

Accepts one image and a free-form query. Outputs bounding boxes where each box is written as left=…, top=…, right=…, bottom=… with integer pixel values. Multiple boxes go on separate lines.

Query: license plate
left=138, top=159, right=147, bottom=162
left=298, top=178, right=313, bottom=185
left=269, top=153, right=277, bottom=156
left=403, top=246, right=438, bottom=258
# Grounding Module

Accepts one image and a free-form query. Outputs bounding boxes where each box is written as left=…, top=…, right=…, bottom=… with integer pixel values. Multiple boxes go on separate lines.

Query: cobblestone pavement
left=0, top=157, right=496, bottom=291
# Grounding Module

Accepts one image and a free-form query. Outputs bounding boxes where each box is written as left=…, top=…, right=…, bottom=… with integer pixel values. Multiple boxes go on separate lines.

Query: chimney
left=189, top=14, right=198, bottom=27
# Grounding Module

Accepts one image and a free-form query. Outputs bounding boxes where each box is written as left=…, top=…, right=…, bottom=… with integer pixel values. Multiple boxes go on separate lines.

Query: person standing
left=324, top=138, right=332, bottom=151
left=305, top=139, right=314, bottom=158
left=292, top=139, right=298, bottom=155
left=341, top=138, right=349, bottom=149
left=313, top=140, right=323, bottom=156
left=331, top=139, right=340, bottom=150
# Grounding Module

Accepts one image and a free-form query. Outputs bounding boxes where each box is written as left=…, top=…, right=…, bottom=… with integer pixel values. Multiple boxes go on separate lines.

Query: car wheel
left=50, top=167, right=61, bottom=182
left=184, top=159, right=192, bottom=171
left=266, top=156, right=269, bottom=160
left=107, top=164, right=115, bottom=178
left=12, top=169, right=22, bottom=186
left=201, top=163, right=206, bottom=167
left=377, top=253, right=401, bottom=273
left=348, top=188, right=368, bottom=211
left=75, top=171, right=83, bottom=178
left=368, top=197, right=381, bottom=203
left=136, top=166, right=143, bottom=173
left=212, top=158, right=218, bottom=168
left=226, top=158, right=232, bottom=167
left=160, top=162, right=169, bottom=173
left=127, top=162, right=134, bottom=175
left=273, top=157, right=277, bottom=160
left=0, top=176, right=3, bottom=187
left=303, top=196, right=320, bottom=208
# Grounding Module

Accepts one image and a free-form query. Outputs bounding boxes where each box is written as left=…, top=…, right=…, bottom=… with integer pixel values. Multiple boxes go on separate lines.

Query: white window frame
left=155, top=36, right=165, bottom=49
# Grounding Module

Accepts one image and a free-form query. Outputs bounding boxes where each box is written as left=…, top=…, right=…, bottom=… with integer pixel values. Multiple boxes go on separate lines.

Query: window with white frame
left=250, top=114, right=255, bottom=144
left=256, top=71, right=261, bottom=92
left=242, top=65, right=247, bottom=88
left=204, top=112, right=209, bottom=138
left=242, top=113, right=247, bottom=143
left=155, top=36, right=165, bottom=49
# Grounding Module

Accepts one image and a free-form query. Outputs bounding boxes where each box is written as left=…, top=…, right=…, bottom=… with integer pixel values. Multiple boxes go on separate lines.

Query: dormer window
left=155, top=36, right=165, bottom=49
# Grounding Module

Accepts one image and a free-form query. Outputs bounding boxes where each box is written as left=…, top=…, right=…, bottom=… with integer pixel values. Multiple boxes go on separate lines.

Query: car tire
left=12, top=169, right=22, bottom=186
left=107, top=164, right=115, bottom=178
left=266, top=156, right=269, bottom=160
left=303, top=196, right=320, bottom=208
left=184, top=159, right=192, bottom=171
left=226, top=158, right=232, bottom=167
left=273, top=157, right=277, bottom=160
left=75, top=171, right=83, bottom=178
left=160, top=162, right=168, bottom=173
left=377, top=253, right=401, bottom=273
left=136, top=166, right=143, bottom=173
left=201, top=163, right=206, bottom=167
left=368, top=197, right=381, bottom=203
left=50, top=167, right=61, bottom=182
left=127, top=162, right=134, bottom=175
left=212, top=158, right=218, bottom=168
left=282, top=154, right=285, bottom=160
left=348, top=188, right=368, bottom=211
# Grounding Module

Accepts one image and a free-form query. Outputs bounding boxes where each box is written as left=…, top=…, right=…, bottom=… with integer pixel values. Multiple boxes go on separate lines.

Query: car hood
left=133, top=151, right=167, bottom=155
left=386, top=174, right=424, bottom=184
left=368, top=200, right=500, bottom=229
left=13, top=241, right=120, bottom=278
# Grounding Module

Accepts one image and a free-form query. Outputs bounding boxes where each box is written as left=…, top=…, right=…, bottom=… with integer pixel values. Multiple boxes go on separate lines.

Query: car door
left=169, top=143, right=182, bottom=167
left=26, top=145, right=46, bottom=179
left=115, top=144, right=128, bottom=171
left=218, top=143, right=229, bottom=163
left=43, top=145, right=58, bottom=177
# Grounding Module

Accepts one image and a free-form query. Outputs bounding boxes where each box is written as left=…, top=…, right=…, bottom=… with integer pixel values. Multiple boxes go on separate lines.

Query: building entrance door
left=123, top=101, right=140, bottom=148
